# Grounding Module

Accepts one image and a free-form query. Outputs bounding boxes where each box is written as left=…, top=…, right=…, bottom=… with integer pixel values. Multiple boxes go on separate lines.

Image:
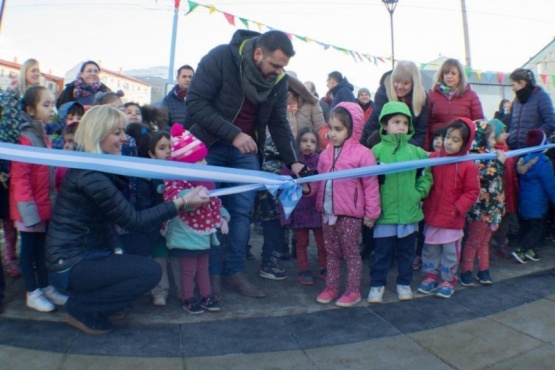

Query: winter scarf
left=240, top=38, right=276, bottom=104
left=73, top=75, right=102, bottom=100
left=439, top=84, right=457, bottom=101
left=515, top=83, right=535, bottom=105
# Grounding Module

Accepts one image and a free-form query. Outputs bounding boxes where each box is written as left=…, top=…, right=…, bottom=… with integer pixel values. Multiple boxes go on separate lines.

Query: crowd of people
left=0, top=29, right=554, bottom=335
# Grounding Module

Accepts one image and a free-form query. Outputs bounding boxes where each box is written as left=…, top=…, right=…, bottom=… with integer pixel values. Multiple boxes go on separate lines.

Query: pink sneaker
left=335, top=291, right=361, bottom=307
left=316, top=287, right=339, bottom=304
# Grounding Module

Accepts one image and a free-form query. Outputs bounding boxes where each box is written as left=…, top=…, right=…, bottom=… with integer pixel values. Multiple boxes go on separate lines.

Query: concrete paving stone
left=369, top=295, right=479, bottom=334
left=488, top=343, right=555, bottom=369
left=494, top=271, right=555, bottom=301
left=489, top=298, right=555, bottom=343
left=185, top=350, right=314, bottom=370
left=408, top=317, right=543, bottom=370
left=305, top=335, right=454, bottom=370
left=0, top=317, right=76, bottom=352
left=290, top=306, right=400, bottom=349
left=181, top=315, right=301, bottom=357
left=68, top=322, right=183, bottom=357
left=0, top=344, right=65, bottom=370
left=62, top=353, right=184, bottom=370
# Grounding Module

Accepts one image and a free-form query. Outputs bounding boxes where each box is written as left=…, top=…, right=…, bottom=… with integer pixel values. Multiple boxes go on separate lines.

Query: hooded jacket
left=508, top=86, right=555, bottom=149
left=329, top=77, right=357, bottom=109
left=9, top=113, right=54, bottom=226
left=185, top=30, right=299, bottom=165
left=312, top=102, right=381, bottom=220
left=371, top=102, right=433, bottom=225
left=426, top=84, right=484, bottom=149
left=467, top=120, right=505, bottom=224
left=517, top=148, right=555, bottom=219
left=422, top=117, right=480, bottom=229
left=360, top=71, right=429, bottom=148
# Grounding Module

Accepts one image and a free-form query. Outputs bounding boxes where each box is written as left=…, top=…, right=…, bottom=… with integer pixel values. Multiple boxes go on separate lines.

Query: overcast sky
left=1, top=0, right=553, bottom=96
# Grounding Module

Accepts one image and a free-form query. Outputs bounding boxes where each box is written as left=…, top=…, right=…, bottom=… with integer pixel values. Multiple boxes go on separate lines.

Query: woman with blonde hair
left=360, top=60, right=429, bottom=148
left=426, top=58, right=484, bottom=148
left=45, top=105, right=209, bottom=335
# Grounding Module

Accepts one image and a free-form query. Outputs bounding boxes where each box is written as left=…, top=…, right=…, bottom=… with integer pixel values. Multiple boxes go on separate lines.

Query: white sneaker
left=396, top=284, right=413, bottom=301
left=43, top=286, right=68, bottom=305
left=153, top=296, right=167, bottom=307
left=26, top=289, right=55, bottom=312
left=367, top=286, right=385, bottom=304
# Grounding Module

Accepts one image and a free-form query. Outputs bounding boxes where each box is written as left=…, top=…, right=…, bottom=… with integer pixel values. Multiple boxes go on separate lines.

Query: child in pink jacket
left=308, top=102, right=381, bottom=307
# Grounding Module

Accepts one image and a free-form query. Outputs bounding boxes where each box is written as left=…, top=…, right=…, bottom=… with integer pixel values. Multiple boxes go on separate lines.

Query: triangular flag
left=348, top=50, right=357, bottom=63
left=174, top=0, right=181, bottom=8
left=486, top=71, right=493, bottom=83
left=540, top=74, right=547, bottom=84
left=551, top=75, right=555, bottom=86
left=377, top=57, right=385, bottom=63
left=285, top=33, right=293, bottom=40
left=208, top=5, right=216, bottom=14
left=223, top=12, right=235, bottom=26
left=464, top=66, right=472, bottom=78
left=373, top=57, right=377, bottom=66
left=239, top=17, right=249, bottom=29
left=497, top=72, right=504, bottom=84
left=294, top=35, right=308, bottom=42
left=355, top=52, right=363, bottom=62
left=475, top=70, right=482, bottom=80
left=255, top=22, right=262, bottom=31
left=185, top=0, right=198, bottom=14
left=420, top=63, right=426, bottom=70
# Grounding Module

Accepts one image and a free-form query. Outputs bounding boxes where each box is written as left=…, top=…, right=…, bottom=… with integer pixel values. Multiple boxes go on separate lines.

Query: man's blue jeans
left=207, top=140, right=260, bottom=276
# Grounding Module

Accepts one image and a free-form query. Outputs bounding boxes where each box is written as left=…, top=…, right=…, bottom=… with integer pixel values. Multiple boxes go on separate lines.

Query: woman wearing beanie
left=507, top=68, right=555, bottom=149
left=360, top=60, right=429, bottom=148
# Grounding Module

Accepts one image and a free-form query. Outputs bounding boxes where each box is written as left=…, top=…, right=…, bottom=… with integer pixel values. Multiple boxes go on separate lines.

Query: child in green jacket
left=367, top=102, right=433, bottom=303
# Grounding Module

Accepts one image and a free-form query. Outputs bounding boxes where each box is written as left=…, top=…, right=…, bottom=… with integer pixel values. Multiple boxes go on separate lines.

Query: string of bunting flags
left=176, top=0, right=555, bottom=87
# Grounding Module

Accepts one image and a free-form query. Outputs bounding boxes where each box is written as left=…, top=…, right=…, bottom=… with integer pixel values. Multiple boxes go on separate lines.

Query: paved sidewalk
left=1, top=230, right=555, bottom=369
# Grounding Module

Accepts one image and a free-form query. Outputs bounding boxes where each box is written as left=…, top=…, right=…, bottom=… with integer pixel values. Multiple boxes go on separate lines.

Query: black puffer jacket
left=185, top=30, right=299, bottom=165
left=46, top=169, right=178, bottom=272
left=162, top=85, right=187, bottom=126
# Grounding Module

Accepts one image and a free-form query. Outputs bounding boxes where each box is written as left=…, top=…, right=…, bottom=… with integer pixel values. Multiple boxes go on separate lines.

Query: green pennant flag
left=186, top=0, right=199, bottom=14
left=294, top=35, right=308, bottom=42
left=464, top=66, right=472, bottom=78
left=332, top=45, right=348, bottom=53
left=551, top=75, right=555, bottom=86
left=239, top=17, right=249, bottom=29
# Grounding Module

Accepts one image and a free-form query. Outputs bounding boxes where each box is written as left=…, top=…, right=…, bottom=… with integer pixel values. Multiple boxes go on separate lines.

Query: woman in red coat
left=426, top=58, right=484, bottom=149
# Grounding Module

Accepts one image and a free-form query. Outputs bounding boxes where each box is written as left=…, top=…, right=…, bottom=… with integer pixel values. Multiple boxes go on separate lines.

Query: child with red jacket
left=417, top=118, right=480, bottom=298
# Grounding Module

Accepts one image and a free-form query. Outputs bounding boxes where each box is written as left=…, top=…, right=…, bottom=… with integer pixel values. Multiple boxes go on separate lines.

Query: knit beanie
left=488, top=118, right=505, bottom=139
left=379, top=101, right=412, bottom=125
left=526, top=129, right=547, bottom=147
left=170, top=123, right=208, bottom=163
left=358, top=88, right=371, bottom=97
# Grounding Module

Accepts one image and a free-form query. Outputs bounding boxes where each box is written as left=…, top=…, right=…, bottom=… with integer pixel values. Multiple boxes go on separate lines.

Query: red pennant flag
left=355, top=52, right=363, bottom=62
left=223, top=12, right=235, bottom=26
left=497, top=72, right=504, bottom=84
left=285, top=33, right=292, bottom=40
left=540, top=74, right=548, bottom=84
left=377, top=57, right=385, bottom=63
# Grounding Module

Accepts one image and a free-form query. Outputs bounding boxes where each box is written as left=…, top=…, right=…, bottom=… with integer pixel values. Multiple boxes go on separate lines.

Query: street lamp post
left=382, top=0, right=398, bottom=70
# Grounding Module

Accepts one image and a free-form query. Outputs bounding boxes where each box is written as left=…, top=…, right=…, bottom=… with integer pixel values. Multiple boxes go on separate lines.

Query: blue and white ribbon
left=0, top=142, right=551, bottom=219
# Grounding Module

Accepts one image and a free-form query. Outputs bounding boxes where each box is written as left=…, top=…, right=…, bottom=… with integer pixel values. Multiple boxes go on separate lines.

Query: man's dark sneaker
left=183, top=298, right=204, bottom=315
left=259, top=264, right=287, bottom=281
left=200, top=296, right=221, bottom=312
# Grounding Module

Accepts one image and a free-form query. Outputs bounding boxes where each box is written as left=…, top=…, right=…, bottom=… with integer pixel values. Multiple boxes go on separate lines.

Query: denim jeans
left=371, top=233, right=416, bottom=287
left=66, top=254, right=161, bottom=330
left=20, top=231, right=49, bottom=292
left=206, top=140, right=260, bottom=276
left=261, top=220, right=284, bottom=266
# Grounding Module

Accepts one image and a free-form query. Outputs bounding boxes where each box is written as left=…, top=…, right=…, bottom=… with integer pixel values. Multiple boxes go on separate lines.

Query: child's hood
left=440, top=117, right=477, bottom=157
left=470, top=119, right=490, bottom=153
left=378, top=101, right=414, bottom=139
left=334, top=102, right=365, bottom=144
left=57, top=101, right=84, bottom=125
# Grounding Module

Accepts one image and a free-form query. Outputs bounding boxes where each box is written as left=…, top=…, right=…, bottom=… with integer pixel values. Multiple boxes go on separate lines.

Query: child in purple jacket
left=281, top=127, right=326, bottom=286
